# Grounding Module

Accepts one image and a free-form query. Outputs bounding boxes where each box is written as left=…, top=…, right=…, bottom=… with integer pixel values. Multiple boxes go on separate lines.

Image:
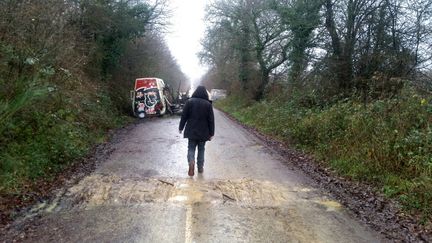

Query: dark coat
left=179, top=87, right=215, bottom=141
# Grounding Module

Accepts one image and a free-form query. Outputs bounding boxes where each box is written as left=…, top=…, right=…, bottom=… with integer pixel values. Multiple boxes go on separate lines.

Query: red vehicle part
left=135, top=78, right=158, bottom=90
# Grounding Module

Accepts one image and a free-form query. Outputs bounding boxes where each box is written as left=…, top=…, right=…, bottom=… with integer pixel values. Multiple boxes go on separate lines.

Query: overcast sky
left=166, top=0, right=208, bottom=87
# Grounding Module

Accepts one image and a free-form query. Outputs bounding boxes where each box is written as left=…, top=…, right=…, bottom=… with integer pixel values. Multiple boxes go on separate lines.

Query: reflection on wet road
left=6, top=110, right=383, bottom=242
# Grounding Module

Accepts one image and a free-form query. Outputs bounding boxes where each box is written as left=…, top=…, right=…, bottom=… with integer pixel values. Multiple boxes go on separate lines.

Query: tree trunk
left=325, top=0, right=355, bottom=94
left=255, top=69, right=270, bottom=100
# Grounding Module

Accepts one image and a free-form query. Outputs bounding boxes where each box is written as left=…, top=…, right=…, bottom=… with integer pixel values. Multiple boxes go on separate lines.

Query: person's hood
left=192, top=86, right=210, bottom=101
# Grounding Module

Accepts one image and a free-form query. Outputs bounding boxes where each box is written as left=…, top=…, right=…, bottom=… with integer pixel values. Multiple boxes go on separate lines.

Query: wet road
left=6, top=110, right=383, bottom=242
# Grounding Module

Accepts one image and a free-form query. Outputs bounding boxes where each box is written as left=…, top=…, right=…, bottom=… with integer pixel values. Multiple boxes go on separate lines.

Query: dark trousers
left=187, top=139, right=206, bottom=168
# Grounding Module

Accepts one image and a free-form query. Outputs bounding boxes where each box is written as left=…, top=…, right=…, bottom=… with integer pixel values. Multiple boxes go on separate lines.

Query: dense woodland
left=202, top=0, right=432, bottom=218
left=201, top=0, right=432, bottom=98
left=0, top=0, right=187, bottom=200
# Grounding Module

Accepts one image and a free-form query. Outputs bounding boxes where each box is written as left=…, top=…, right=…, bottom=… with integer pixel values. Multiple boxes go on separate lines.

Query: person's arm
left=208, top=105, right=215, bottom=139
left=179, top=101, right=190, bottom=132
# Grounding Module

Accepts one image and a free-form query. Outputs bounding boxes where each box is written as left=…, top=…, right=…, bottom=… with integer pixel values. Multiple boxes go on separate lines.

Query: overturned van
left=130, top=78, right=167, bottom=118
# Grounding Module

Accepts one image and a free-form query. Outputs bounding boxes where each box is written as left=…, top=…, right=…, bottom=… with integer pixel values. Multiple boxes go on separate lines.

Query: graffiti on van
left=131, top=78, right=166, bottom=118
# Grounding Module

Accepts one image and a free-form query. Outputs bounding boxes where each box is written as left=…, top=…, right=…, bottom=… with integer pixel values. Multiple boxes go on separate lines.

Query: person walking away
left=179, top=86, right=215, bottom=176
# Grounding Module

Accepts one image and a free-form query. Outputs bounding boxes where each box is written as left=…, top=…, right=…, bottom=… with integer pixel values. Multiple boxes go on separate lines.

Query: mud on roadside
left=0, top=120, right=142, bottom=231
left=219, top=109, right=431, bottom=242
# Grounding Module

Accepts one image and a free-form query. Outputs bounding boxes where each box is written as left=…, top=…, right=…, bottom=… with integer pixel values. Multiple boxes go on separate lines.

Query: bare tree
left=249, top=0, right=292, bottom=99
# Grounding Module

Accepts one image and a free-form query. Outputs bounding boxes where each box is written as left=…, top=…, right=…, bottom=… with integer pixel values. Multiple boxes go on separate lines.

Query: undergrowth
left=216, top=88, right=432, bottom=220
left=0, top=67, right=128, bottom=196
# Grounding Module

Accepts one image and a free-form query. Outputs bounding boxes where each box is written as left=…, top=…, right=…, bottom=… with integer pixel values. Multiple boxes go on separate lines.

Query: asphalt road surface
left=5, top=110, right=384, bottom=242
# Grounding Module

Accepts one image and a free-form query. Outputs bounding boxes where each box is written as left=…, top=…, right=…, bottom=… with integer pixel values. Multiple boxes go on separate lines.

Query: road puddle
left=169, top=181, right=206, bottom=204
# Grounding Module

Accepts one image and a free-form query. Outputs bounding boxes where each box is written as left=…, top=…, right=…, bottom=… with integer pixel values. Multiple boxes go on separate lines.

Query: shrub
left=218, top=87, right=432, bottom=216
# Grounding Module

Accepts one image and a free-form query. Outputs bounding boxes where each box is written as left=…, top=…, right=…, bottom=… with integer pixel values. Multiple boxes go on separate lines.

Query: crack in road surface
left=3, top=111, right=383, bottom=242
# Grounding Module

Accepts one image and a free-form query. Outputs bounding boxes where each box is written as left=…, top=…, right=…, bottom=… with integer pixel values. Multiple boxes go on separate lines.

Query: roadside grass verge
left=215, top=89, right=432, bottom=221
left=0, top=76, right=130, bottom=198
